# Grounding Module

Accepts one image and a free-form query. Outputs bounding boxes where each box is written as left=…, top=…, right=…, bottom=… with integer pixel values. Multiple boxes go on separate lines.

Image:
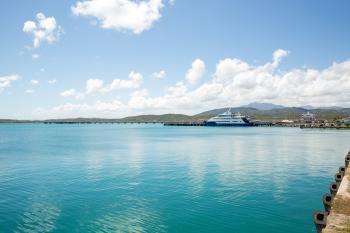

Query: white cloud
left=23, top=12, right=63, bottom=48
left=110, top=71, right=143, bottom=89
left=86, top=78, right=104, bottom=95
left=23, top=21, right=36, bottom=32
left=60, top=89, right=84, bottom=99
left=152, top=70, right=166, bottom=79
left=273, top=49, right=289, bottom=67
left=167, top=81, right=187, bottom=96
left=32, top=53, right=40, bottom=59
left=33, top=100, right=125, bottom=118
left=213, top=58, right=250, bottom=84
left=30, top=80, right=39, bottom=85
left=33, top=49, right=350, bottom=118
left=0, top=75, right=20, bottom=93
left=48, top=79, right=57, bottom=84
left=185, top=59, right=205, bottom=84
left=26, top=89, right=35, bottom=94
left=168, top=0, right=175, bottom=6
left=71, top=0, right=164, bottom=34
left=86, top=71, right=144, bottom=95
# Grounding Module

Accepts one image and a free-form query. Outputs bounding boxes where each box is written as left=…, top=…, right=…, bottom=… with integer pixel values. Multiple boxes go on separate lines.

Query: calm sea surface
left=0, top=124, right=349, bottom=233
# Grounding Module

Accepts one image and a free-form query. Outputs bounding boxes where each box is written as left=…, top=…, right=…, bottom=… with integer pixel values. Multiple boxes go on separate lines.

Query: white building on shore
left=301, top=112, right=315, bottom=123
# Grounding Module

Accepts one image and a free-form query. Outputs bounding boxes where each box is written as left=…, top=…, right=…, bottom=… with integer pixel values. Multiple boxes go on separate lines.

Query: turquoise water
left=0, top=124, right=349, bottom=233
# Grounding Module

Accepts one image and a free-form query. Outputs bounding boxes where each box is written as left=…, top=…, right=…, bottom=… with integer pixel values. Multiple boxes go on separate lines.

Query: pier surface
left=323, top=166, right=350, bottom=233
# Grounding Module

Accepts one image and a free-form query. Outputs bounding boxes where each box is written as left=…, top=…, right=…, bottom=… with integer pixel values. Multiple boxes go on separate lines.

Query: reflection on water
left=0, top=124, right=350, bottom=233
left=90, top=201, right=166, bottom=233
left=15, top=195, right=60, bottom=233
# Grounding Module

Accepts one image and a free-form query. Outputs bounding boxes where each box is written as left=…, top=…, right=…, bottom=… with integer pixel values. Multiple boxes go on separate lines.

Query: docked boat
left=206, top=109, right=252, bottom=126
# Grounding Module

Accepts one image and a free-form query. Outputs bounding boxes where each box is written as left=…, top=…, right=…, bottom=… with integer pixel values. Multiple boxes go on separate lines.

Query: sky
left=1, top=0, right=350, bottom=119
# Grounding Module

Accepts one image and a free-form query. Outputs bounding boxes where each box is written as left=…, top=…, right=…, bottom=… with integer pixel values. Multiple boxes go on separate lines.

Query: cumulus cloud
left=32, top=53, right=40, bottom=59
left=71, top=0, right=164, bottom=34
left=86, top=79, right=104, bottom=95
left=0, top=75, right=20, bottom=93
left=48, top=79, right=57, bottom=84
left=185, top=59, right=205, bottom=84
left=33, top=49, right=350, bottom=118
left=152, top=70, right=166, bottom=79
left=58, top=71, right=144, bottom=100
left=86, top=71, right=144, bottom=95
left=34, top=100, right=125, bottom=118
left=26, top=89, right=35, bottom=94
left=60, top=89, right=84, bottom=99
left=110, top=71, right=143, bottom=89
left=23, top=12, right=63, bottom=48
left=273, top=49, right=289, bottom=64
left=30, top=80, right=39, bottom=85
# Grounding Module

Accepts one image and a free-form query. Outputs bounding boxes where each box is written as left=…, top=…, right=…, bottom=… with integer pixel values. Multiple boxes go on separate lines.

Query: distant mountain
left=194, top=107, right=259, bottom=117
left=263, top=107, right=307, bottom=115
left=0, top=119, right=39, bottom=123
left=117, top=114, right=194, bottom=122
left=40, top=114, right=194, bottom=123
left=195, top=106, right=350, bottom=121
left=299, top=105, right=316, bottom=110
left=241, top=102, right=285, bottom=111
left=240, top=102, right=348, bottom=111
left=1, top=104, right=350, bottom=123
left=300, top=105, right=344, bottom=110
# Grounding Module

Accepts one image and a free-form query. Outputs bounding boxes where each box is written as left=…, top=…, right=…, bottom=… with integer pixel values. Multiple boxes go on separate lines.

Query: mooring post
left=322, top=193, right=333, bottom=213
left=313, top=211, right=328, bottom=233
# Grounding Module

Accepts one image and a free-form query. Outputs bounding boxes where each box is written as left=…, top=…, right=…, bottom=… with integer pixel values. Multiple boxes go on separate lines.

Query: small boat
left=206, top=109, right=252, bottom=126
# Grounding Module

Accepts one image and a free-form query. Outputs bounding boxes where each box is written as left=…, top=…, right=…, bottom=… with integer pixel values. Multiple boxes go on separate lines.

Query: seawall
left=323, top=161, right=350, bottom=233
left=314, top=151, right=350, bottom=233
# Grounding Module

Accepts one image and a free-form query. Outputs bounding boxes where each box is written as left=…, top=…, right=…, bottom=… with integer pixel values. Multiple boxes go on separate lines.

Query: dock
left=323, top=154, right=350, bottom=233
left=301, top=125, right=350, bottom=129
left=163, top=121, right=273, bottom=127
left=163, top=121, right=206, bottom=126
left=43, top=121, right=163, bottom=124
left=314, top=152, right=350, bottom=233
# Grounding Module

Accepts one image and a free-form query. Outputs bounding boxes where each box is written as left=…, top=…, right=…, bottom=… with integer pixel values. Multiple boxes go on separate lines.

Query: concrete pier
left=163, top=121, right=206, bottom=126
left=322, top=156, right=350, bottom=233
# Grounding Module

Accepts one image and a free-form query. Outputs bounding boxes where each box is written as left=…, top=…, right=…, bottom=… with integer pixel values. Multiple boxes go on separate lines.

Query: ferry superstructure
left=206, top=109, right=252, bottom=126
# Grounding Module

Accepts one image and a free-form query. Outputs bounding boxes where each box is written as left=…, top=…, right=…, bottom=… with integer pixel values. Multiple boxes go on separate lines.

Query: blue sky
left=1, top=0, right=350, bottom=119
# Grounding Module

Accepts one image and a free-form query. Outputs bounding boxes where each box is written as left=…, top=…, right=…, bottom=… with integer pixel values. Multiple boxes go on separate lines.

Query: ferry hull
left=206, top=122, right=252, bottom=126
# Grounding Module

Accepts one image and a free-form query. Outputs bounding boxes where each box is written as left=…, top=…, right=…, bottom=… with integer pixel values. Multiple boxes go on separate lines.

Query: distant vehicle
left=206, top=109, right=252, bottom=126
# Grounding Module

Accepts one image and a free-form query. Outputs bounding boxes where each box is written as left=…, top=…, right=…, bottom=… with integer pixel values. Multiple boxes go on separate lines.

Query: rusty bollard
left=329, top=182, right=339, bottom=196
left=339, top=166, right=346, bottom=175
left=334, top=172, right=344, bottom=184
left=322, top=193, right=333, bottom=212
left=313, top=211, right=328, bottom=233
left=346, top=155, right=350, bottom=167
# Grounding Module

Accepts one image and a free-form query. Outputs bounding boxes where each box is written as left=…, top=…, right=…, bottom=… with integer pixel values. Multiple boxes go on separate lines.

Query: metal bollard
left=339, top=166, right=346, bottom=175
left=322, top=193, right=333, bottom=212
left=345, top=156, right=350, bottom=167
left=329, top=182, right=339, bottom=196
left=313, top=211, right=328, bottom=233
left=334, top=172, right=344, bottom=184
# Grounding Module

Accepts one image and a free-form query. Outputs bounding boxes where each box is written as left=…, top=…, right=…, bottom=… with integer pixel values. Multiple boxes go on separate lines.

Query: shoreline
left=0, top=121, right=350, bottom=129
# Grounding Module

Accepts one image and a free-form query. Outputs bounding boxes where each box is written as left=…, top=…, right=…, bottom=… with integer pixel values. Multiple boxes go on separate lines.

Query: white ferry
left=206, top=109, right=252, bottom=126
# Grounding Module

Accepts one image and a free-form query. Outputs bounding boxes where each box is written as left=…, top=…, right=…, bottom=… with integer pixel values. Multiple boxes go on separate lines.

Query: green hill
left=1, top=104, right=350, bottom=123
